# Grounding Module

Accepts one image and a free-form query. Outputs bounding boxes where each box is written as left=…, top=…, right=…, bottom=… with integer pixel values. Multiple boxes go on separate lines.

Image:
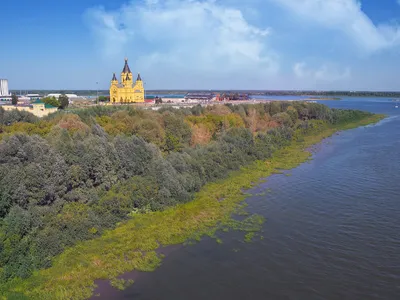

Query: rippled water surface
left=105, top=98, right=400, bottom=300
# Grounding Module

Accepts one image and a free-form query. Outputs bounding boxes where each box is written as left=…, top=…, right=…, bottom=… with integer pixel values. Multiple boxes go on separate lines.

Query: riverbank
left=0, top=114, right=385, bottom=300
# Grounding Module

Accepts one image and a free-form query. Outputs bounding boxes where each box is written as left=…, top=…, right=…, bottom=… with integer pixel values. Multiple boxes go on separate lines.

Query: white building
left=0, top=79, right=10, bottom=96
left=17, top=96, right=31, bottom=102
left=47, top=93, right=62, bottom=98
left=47, top=93, right=79, bottom=100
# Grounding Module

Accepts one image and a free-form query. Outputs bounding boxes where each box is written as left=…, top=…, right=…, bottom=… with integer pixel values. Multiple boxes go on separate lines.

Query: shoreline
left=90, top=244, right=182, bottom=299
left=1, top=114, right=385, bottom=300
left=91, top=114, right=385, bottom=299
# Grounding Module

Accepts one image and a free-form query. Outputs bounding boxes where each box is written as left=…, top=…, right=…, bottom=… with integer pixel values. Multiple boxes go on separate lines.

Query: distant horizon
left=8, top=89, right=400, bottom=93
left=7, top=89, right=400, bottom=99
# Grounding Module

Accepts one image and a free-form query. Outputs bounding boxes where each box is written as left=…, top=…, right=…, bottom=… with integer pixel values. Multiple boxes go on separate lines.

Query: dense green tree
left=286, top=106, right=298, bottom=123
left=58, top=94, right=69, bottom=109
left=272, top=112, right=293, bottom=127
left=41, top=96, right=60, bottom=108
left=98, top=96, right=108, bottom=102
left=0, top=108, right=38, bottom=125
left=269, top=101, right=282, bottom=116
left=0, top=134, right=68, bottom=216
left=133, top=119, right=165, bottom=146
left=162, top=112, right=192, bottom=152
left=11, top=94, right=18, bottom=105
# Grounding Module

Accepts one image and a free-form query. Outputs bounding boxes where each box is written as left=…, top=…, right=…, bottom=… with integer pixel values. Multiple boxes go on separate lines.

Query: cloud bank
left=86, top=0, right=279, bottom=88
left=271, top=0, right=400, bottom=52
left=294, top=62, right=351, bottom=81
left=85, top=0, right=400, bottom=90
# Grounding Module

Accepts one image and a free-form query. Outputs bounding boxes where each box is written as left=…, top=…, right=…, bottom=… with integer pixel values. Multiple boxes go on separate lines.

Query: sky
left=1, top=0, right=400, bottom=91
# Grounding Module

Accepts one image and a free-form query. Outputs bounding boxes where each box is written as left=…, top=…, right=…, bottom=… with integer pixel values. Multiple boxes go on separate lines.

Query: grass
left=0, top=113, right=385, bottom=300
left=244, top=232, right=256, bottom=243
left=109, top=278, right=134, bottom=291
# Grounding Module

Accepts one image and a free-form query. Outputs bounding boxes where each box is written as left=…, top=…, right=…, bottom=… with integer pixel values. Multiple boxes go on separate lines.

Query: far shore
left=69, top=99, right=327, bottom=110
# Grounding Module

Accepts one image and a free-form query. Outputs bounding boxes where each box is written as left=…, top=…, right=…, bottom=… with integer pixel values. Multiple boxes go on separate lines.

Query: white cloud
left=271, top=0, right=400, bottom=52
left=83, top=0, right=400, bottom=90
left=294, top=62, right=351, bottom=82
left=85, top=6, right=132, bottom=57
left=293, top=62, right=308, bottom=78
left=85, top=0, right=279, bottom=88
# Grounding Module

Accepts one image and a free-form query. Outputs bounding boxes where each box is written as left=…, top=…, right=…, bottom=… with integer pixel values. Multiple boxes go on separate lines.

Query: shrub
left=0, top=101, right=372, bottom=281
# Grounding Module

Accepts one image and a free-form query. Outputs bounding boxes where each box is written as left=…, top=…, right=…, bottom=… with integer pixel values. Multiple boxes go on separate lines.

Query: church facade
left=109, top=58, right=144, bottom=103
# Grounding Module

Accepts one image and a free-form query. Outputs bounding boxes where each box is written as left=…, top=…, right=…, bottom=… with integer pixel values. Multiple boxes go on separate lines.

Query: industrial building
left=216, top=93, right=250, bottom=101
left=184, top=92, right=215, bottom=101
left=26, top=94, right=41, bottom=100
left=0, top=79, right=12, bottom=102
left=0, top=79, right=10, bottom=97
left=47, top=93, right=79, bottom=99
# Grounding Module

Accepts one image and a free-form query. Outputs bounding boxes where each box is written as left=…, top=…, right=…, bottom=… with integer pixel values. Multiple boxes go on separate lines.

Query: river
left=97, top=97, right=400, bottom=300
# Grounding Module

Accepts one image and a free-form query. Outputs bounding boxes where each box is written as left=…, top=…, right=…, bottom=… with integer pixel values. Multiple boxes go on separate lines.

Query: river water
left=100, top=98, right=400, bottom=300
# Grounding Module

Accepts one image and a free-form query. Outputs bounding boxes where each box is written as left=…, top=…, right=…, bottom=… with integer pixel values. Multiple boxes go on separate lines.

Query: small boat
left=395, top=105, right=399, bottom=109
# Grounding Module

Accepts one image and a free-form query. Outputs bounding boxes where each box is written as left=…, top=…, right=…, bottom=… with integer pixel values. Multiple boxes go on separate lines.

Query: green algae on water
left=110, top=278, right=134, bottom=291
left=244, top=232, right=255, bottom=243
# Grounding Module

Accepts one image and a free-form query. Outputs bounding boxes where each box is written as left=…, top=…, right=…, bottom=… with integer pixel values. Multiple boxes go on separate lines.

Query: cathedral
left=109, top=58, right=144, bottom=103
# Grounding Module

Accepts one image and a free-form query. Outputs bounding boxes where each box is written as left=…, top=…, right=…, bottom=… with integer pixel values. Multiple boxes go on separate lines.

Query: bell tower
left=121, top=58, right=132, bottom=85
left=109, top=73, right=119, bottom=103
left=135, top=73, right=143, bottom=90
left=133, top=73, right=145, bottom=102
left=124, top=72, right=133, bottom=87
left=111, top=73, right=118, bottom=85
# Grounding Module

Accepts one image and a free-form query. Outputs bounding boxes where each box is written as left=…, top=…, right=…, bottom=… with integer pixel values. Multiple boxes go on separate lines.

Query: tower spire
left=122, top=58, right=131, bottom=73
left=112, top=73, right=117, bottom=81
left=137, top=73, right=142, bottom=81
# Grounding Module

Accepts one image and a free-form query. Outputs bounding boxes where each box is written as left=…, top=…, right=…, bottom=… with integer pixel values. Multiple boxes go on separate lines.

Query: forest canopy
left=0, top=102, right=373, bottom=282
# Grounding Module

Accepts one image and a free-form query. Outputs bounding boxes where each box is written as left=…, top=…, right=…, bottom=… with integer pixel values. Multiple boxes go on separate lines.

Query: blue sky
left=1, top=0, right=400, bottom=91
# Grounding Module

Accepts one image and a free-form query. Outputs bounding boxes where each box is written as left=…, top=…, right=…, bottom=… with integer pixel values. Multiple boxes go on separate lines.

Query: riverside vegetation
left=0, top=102, right=384, bottom=299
